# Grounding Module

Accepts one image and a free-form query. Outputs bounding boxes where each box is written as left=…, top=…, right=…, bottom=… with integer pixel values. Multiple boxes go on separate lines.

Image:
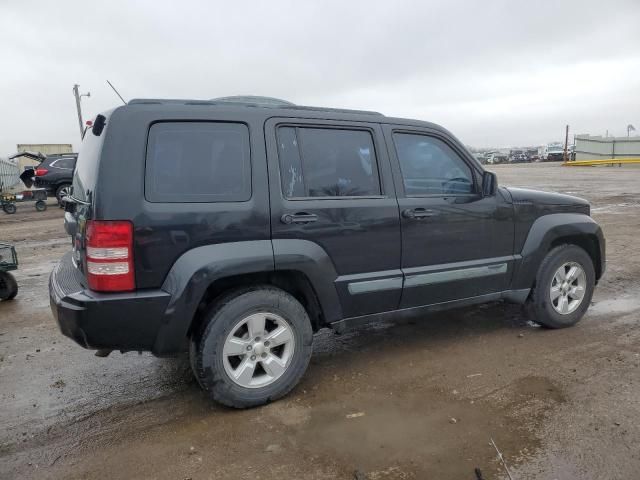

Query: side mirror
left=482, top=171, right=497, bottom=197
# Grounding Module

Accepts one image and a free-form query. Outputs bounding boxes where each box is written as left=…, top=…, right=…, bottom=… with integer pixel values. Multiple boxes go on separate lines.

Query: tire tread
left=529, top=244, right=595, bottom=328
left=190, top=286, right=313, bottom=408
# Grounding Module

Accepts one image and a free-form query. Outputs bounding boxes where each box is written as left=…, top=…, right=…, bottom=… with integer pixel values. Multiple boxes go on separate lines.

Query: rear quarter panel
left=95, top=106, right=271, bottom=289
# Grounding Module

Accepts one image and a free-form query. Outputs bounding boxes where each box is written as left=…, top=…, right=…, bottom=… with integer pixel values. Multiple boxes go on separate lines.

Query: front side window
left=145, top=122, right=251, bottom=202
left=277, top=127, right=380, bottom=198
left=393, top=133, right=474, bottom=196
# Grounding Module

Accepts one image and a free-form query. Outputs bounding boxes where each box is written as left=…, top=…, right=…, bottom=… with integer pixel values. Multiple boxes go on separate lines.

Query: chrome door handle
left=281, top=213, right=319, bottom=224
left=402, top=208, right=436, bottom=219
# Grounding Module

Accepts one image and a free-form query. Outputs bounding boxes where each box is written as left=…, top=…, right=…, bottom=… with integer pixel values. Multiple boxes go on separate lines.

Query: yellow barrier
left=563, top=158, right=640, bottom=166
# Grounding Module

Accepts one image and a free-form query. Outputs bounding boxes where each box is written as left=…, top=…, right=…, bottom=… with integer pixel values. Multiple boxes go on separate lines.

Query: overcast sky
left=1, top=0, right=639, bottom=153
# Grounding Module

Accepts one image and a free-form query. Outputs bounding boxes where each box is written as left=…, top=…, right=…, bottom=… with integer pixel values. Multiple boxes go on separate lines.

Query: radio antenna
left=106, top=79, right=127, bottom=105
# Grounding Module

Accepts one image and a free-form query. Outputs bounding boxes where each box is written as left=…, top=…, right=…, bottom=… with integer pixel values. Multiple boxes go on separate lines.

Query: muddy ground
left=1, top=162, right=639, bottom=480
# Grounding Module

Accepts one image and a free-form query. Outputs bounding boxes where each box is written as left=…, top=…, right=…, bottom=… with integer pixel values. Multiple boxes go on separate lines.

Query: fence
left=575, top=135, right=640, bottom=161
left=0, top=159, right=20, bottom=193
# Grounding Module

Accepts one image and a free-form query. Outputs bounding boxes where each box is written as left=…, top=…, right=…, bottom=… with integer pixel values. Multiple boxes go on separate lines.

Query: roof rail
left=128, top=98, right=216, bottom=105
left=127, top=98, right=383, bottom=116
left=212, top=95, right=295, bottom=106
left=287, top=105, right=383, bottom=116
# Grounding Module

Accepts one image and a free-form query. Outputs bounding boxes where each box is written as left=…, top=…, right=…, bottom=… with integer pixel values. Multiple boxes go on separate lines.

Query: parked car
left=473, top=153, right=487, bottom=164
left=510, top=153, right=529, bottom=163
left=32, top=153, right=77, bottom=205
left=526, top=149, right=539, bottom=161
left=546, top=151, right=565, bottom=162
left=487, top=153, right=508, bottom=164
left=50, top=97, right=606, bottom=408
left=541, top=143, right=565, bottom=162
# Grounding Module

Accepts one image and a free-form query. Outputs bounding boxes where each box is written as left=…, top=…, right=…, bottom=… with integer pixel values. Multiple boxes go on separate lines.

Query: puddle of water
left=591, top=203, right=639, bottom=214
left=590, top=296, right=640, bottom=316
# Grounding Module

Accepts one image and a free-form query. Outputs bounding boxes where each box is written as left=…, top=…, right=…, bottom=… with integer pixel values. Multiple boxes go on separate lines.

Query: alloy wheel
left=550, top=261, right=586, bottom=315
left=222, top=312, right=295, bottom=388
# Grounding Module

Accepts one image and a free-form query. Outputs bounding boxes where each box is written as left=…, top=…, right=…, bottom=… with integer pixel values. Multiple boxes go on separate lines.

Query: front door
left=266, top=118, right=402, bottom=319
left=383, top=126, right=515, bottom=308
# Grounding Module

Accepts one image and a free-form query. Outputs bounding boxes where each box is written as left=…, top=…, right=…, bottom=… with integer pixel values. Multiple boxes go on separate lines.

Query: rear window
left=145, top=122, right=251, bottom=203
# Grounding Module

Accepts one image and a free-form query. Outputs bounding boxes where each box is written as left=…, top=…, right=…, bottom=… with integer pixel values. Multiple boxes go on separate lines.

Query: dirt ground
left=1, top=162, right=639, bottom=480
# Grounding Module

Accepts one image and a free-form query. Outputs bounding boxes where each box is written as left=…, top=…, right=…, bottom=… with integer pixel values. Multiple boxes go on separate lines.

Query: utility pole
left=72, top=84, right=90, bottom=138
left=563, top=124, right=569, bottom=163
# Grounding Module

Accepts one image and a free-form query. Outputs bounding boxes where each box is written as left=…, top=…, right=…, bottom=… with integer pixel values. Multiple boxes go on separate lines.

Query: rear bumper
left=33, top=178, right=56, bottom=194
left=49, top=252, right=173, bottom=354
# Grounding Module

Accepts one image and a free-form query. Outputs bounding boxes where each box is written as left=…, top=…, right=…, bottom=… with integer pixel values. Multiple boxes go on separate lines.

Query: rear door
left=266, top=118, right=401, bottom=319
left=383, top=125, right=515, bottom=308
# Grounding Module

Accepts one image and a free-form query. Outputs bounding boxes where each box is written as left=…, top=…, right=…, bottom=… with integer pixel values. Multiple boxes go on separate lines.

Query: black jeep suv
left=50, top=97, right=605, bottom=408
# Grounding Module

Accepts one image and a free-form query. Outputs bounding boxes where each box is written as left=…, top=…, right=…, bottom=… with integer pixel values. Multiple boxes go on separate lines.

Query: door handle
left=281, top=212, right=319, bottom=224
left=402, top=208, right=436, bottom=219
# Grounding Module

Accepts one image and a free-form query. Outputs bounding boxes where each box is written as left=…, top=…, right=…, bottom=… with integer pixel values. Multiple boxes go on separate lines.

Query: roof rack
left=127, top=98, right=383, bottom=116
left=286, top=105, right=382, bottom=116
left=128, top=98, right=214, bottom=105
left=212, top=95, right=295, bottom=106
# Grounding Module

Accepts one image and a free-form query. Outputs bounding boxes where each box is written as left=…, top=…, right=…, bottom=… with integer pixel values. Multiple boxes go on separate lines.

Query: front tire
left=190, top=287, right=313, bottom=408
left=529, top=245, right=595, bottom=328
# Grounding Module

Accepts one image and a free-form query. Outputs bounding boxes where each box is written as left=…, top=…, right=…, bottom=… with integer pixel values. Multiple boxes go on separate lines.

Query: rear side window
left=277, top=127, right=380, bottom=198
left=51, top=158, right=75, bottom=169
left=72, top=126, right=106, bottom=203
left=145, top=122, right=251, bottom=202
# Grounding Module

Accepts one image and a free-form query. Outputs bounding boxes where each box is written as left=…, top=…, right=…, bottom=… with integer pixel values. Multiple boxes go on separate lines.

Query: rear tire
left=0, top=272, right=18, bottom=300
left=190, top=286, right=313, bottom=408
left=35, top=200, right=47, bottom=212
left=528, top=245, right=595, bottom=328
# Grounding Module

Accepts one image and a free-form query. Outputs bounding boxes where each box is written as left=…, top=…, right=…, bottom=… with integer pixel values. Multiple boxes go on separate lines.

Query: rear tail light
left=35, top=167, right=48, bottom=176
left=85, top=220, right=135, bottom=292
